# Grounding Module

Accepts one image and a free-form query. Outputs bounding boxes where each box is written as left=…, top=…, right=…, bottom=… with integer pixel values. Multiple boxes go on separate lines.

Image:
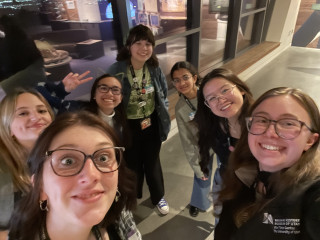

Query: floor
left=134, top=46, right=320, bottom=239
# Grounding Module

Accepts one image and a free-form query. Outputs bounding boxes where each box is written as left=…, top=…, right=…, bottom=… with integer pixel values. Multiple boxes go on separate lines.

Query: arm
left=175, top=104, right=204, bottom=179
left=36, top=71, right=92, bottom=113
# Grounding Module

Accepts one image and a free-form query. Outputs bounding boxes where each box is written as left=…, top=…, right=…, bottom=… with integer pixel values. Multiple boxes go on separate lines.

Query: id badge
left=138, top=101, right=146, bottom=108
left=140, top=117, right=151, bottom=130
left=145, top=85, right=154, bottom=94
left=189, top=111, right=195, bottom=121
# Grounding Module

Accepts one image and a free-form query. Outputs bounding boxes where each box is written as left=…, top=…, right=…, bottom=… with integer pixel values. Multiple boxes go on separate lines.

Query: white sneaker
left=156, top=198, right=169, bottom=215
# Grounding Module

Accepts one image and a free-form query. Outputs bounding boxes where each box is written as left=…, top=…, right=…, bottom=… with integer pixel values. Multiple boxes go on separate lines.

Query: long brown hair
left=220, top=87, right=320, bottom=227
left=9, top=111, right=137, bottom=240
left=0, top=88, right=54, bottom=193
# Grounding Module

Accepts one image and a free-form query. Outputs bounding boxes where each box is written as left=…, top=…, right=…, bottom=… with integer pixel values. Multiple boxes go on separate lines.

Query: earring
left=39, top=200, right=49, bottom=211
left=115, top=188, right=121, bottom=202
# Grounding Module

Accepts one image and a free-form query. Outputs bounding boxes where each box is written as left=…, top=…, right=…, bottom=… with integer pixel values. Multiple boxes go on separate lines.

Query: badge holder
left=140, top=117, right=151, bottom=130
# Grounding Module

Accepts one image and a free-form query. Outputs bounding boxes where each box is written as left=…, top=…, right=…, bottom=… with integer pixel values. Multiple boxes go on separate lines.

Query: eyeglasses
left=172, top=75, right=192, bottom=85
left=97, top=84, right=122, bottom=95
left=246, top=116, right=313, bottom=140
left=204, top=85, right=236, bottom=107
left=46, top=147, right=124, bottom=177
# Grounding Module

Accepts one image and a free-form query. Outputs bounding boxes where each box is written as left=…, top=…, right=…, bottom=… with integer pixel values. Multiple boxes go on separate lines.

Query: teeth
left=221, top=104, right=231, bottom=110
left=261, top=144, right=279, bottom=151
left=77, top=193, right=99, bottom=199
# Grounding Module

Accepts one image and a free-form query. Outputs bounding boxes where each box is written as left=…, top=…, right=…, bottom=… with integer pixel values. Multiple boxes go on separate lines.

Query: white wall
left=240, top=0, right=301, bottom=80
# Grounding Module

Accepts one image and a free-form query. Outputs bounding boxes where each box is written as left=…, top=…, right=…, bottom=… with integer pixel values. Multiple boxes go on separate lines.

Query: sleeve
left=36, top=81, right=70, bottom=113
left=115, top=210, right=142, bottom=240
left=175, top=104, right=204, bottom=178
left=0, top=59, right=46, bottom=94
left=0, top=171, right=14, bottom=230
left=158, top=68, right=169, bottom=109
left=301, top=182, right=320, bottom=239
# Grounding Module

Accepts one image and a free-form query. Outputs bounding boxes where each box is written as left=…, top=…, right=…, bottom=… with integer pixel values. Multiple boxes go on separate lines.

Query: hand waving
left=62, top=71, right=93, bottom=92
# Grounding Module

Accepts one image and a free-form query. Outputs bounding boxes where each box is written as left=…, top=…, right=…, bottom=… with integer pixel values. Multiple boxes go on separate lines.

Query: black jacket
left=215, top=179, right=320, bottom=240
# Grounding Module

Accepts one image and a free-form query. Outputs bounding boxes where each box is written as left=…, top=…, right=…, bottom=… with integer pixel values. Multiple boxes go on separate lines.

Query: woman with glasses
left=107, top=25, right=171, bottom=215
left=9, top=111, right=139, bottom=240
left=170, top=61, right=213, bottom=217
left=215, top=87, right=320, bottom=239
left=37, top=73, right=131, bottom=147
left=194, top=68, right=254, bottom=222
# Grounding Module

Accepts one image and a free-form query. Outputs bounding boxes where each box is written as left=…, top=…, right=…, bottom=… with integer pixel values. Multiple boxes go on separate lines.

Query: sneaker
left=189, top=205, right=199, bottom=217
left=156, top=198, right=169, bottom=215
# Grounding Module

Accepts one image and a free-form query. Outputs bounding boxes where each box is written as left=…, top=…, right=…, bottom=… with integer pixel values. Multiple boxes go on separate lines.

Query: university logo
left=262, top=212, right=273, bottom=224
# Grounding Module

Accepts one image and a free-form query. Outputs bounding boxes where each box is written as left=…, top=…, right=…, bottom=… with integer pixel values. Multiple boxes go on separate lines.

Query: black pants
left=125, top=111, right=165, bottom=205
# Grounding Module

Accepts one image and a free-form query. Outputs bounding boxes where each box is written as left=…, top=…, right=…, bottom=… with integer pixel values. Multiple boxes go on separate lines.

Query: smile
left=261, top=144, right=280, bottom=151
left=220, top=103, right=231, bottom=111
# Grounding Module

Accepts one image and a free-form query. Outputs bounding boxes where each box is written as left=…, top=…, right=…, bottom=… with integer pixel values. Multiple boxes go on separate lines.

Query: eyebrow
left=253, top=111, right=299, bottom=119
left=52, top=142, right=114, bottom=150
left=15, top=105, right=46, bottom=111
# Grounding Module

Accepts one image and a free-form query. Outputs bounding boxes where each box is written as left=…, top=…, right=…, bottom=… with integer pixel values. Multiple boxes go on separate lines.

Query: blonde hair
left=0, top=89, right=54, bottom=192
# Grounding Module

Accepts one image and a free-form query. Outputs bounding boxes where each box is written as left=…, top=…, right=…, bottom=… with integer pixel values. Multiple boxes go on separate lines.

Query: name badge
left=145, top=85, right=154, bottom=94
left=140, top=117, right=151, bottom=130
left=138, top=101, right=146, bottom=108
left=189, top=111, right=195, bottom=121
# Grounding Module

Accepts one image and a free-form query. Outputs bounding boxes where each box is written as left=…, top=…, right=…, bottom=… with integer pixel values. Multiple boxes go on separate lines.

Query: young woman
left=215, top=87, right=320, bottom=239
left=170, top=61, right=212, bottom=217
left=0, top=89, right=54, bottom=239
left=38, top=73, right=129, bottom=145
left=9, top=111, right=139, bottom=240
left=107, top=24, right=171, bottom=215
left=194, top=68, right=254, bottom=221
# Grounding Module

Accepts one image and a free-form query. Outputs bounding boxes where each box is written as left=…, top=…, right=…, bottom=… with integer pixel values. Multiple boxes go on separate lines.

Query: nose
left=78, top=158, right=100, bottom=184
left=30, top=111, right=40, bottom=122
left=264, top=122, right=279, bottom=138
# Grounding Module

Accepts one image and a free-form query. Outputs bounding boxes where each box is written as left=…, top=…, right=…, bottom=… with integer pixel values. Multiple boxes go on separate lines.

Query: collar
left=235, top=164, right=258, bottom=188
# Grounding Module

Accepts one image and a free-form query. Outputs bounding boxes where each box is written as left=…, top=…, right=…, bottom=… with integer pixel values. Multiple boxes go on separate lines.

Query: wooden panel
left=222, top=41, right=280, bottom=74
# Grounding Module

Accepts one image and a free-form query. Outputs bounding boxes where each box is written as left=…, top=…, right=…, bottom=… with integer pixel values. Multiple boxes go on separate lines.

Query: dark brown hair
left=116, top=24, right=159, bottom=67
left=194, top=68, right=254, bottom=175
left=9, top=111, right=137, bottom=239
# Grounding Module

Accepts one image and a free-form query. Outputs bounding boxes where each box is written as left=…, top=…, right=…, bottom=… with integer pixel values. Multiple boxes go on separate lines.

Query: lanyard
left=183, top=95, right=196, bottom=112
left=129, top=64, right=146, bottom=95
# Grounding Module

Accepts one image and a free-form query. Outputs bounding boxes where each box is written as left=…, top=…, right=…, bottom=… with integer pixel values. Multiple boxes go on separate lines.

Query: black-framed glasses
left=46, top=147, right=124, bottom=177
left=204, top=85, right=236, bottom=107
left=172, top=75, right=192, bottom=85
left=97, top=84, right=122, bottom=95
left=246, top=116, right=313, bottom=140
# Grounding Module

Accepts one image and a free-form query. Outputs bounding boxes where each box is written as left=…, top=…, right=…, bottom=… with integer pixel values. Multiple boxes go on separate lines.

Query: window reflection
left=200, top=0, right=230, bottom=72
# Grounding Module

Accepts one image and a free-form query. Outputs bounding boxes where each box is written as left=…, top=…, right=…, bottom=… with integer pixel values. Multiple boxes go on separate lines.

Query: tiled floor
left=135, top=46, right=320, bottom=239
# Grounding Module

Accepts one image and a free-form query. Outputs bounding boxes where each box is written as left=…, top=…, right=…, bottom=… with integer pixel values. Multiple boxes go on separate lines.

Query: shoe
left=189, top=205, right=199, bottom=217
left=156, top=198, right=169, bottom=215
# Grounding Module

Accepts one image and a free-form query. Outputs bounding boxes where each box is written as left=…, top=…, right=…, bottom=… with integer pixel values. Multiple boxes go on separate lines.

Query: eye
left=182, top=75, right=190, bottom=80
left=61, top=157, right=76, bottom=166
left=221, top=87, right=230, bottom=94
left=207, top=96, right=217, bottom=102
left=279, top=119, right=300, bottom=128
left=111, top=87, right=121, bottom=93
left=38, top=108, right=48, bottom=114
left=99, top=86, right=108, bottom=91
left=17, top=111, right=28, bottom=117
left=253, top=117, right=268, bottom=124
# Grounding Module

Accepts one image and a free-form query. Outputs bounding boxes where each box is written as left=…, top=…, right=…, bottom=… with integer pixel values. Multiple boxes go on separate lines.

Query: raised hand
left=62, top=71, right=93, bottom=92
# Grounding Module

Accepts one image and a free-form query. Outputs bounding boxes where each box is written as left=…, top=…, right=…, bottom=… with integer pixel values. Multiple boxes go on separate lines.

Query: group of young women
left=0, top=22, right=319, bottom=240
left=170, top=62, right=320, bottom=239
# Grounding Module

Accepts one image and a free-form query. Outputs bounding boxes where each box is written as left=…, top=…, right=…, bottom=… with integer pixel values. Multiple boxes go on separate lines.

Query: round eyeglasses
left=204, top=85, right=236, bottom=107
left=46, top=147, right=124, bottom=177
left=97, top=84, right=122, bottom=95
left=172, top=75, right=192, bottom=86
left=246, top=116, right=313, bottom=140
